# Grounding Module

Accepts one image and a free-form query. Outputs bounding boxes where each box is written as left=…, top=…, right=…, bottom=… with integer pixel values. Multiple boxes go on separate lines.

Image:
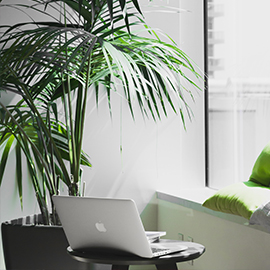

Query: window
left=206, top=0, right=270, bottom=189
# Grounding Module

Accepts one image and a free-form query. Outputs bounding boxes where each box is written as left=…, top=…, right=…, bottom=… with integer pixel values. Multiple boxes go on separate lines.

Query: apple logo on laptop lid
left=95, top=221, right=107, bottom=233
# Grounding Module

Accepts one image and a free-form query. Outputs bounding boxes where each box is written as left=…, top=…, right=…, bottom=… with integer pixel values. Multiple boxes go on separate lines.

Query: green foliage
left=0, top=0, right=201, bottom=224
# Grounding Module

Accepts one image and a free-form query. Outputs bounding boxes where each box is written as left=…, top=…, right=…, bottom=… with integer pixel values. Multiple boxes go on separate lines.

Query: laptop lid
left=52, top=195, right=154, bottom=258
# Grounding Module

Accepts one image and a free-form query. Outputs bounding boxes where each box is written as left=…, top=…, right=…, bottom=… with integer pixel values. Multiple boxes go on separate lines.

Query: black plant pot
left=1, top=214, right=89, bottom=270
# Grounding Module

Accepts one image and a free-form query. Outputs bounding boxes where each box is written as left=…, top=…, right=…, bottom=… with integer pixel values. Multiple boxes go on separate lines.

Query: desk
left=67, top=240, right=205, bottom=270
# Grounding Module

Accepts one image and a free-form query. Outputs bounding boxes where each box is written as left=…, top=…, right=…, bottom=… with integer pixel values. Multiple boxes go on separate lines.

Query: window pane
left=207, top=0, right=270, bottom=189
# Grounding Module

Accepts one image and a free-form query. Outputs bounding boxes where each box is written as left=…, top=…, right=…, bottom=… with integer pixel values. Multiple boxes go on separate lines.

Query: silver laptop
left=52, top=195, right=187, bottom=258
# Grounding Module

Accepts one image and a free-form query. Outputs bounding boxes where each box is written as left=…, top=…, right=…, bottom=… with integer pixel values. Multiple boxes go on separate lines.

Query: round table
left=67, top=240, right=205, bottom=270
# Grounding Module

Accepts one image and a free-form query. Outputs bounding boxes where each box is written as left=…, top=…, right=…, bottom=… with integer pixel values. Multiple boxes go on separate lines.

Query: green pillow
left=249, top=141, right=270, bottom=187
left=202, top=181, right=270, bottom=219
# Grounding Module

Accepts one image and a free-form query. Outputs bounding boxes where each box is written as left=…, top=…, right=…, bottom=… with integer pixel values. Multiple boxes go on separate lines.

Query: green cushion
left=202, top=181, right=270, bottom=219
left=249, top=141, right=270, bottom=187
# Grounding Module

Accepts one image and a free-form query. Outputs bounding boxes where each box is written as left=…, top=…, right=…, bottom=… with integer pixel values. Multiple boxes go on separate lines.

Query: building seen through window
left=207, top=0, right=270, bottom=189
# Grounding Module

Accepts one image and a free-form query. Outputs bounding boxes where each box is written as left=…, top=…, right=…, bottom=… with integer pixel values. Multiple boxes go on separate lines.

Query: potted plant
left=0, top=0, right=201, bottom=269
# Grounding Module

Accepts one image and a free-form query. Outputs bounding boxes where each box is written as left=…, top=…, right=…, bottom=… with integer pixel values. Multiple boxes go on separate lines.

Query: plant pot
left=1, top=214, right=89, bottom=270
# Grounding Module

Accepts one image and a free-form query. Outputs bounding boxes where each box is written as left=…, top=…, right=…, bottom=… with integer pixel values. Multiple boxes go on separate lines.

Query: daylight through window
left=207, top=0, right=270, bottom=189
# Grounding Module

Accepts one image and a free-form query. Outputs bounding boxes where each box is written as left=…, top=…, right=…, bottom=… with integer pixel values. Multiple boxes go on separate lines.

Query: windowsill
left=156, top=188, right=270, bottom=234
left=157, top=187, right=217, bottom=205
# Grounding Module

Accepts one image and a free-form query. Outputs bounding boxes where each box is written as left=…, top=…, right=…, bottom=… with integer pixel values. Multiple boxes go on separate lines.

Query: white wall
left=74, top=0, right=205, bottom=211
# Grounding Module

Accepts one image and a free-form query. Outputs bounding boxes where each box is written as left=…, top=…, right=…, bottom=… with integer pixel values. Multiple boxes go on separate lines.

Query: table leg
left=155, top=263, right=178, bottom=270
left=112, top=265, right=129, bottom=270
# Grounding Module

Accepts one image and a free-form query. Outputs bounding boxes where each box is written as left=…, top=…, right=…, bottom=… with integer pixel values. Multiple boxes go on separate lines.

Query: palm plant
left=0, top=0, right=201, bottom=225
left=0, top=66, right=92, bottom=224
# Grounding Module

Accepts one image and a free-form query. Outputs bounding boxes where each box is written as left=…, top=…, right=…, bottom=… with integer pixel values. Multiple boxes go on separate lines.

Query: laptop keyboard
left=151, top=247, right=171, bottom=257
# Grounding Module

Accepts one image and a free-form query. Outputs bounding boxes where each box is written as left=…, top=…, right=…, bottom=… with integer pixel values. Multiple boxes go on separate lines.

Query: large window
left=207, top=0, right=270, bottom=189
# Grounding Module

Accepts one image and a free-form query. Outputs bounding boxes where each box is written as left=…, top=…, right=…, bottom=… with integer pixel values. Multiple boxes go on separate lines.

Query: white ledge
left=156, top=188, right=269, bottom=233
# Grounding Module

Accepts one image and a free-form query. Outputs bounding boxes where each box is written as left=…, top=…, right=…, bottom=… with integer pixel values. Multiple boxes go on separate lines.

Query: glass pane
left=207, top=0, right=270, bottom=189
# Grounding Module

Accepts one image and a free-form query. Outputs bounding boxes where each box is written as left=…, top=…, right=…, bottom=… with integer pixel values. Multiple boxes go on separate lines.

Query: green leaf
left=15, top=141, right=23, bottom=209
left=0, top=135, right=15, bottom=186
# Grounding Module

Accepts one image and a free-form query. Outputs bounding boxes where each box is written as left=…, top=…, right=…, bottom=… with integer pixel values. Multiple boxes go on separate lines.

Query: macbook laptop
left=52, top=195, right=187, bottom=258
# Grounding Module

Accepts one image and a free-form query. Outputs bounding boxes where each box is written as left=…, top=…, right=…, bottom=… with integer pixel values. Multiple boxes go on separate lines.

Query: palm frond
left=0, top=0, right=201, bottom=224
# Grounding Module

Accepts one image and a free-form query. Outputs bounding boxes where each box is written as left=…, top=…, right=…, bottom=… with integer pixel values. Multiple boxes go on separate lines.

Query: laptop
left=52, top=195, right=187, bottom=258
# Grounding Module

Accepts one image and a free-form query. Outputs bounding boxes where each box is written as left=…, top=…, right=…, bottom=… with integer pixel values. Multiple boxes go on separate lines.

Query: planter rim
left=2, top=214, right=61, bottom=227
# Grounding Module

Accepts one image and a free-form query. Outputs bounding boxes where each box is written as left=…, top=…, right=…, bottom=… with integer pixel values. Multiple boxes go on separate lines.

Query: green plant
left=0, top=70, right=92, bottom=224
left=0, top=0, right=201, bottom=225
